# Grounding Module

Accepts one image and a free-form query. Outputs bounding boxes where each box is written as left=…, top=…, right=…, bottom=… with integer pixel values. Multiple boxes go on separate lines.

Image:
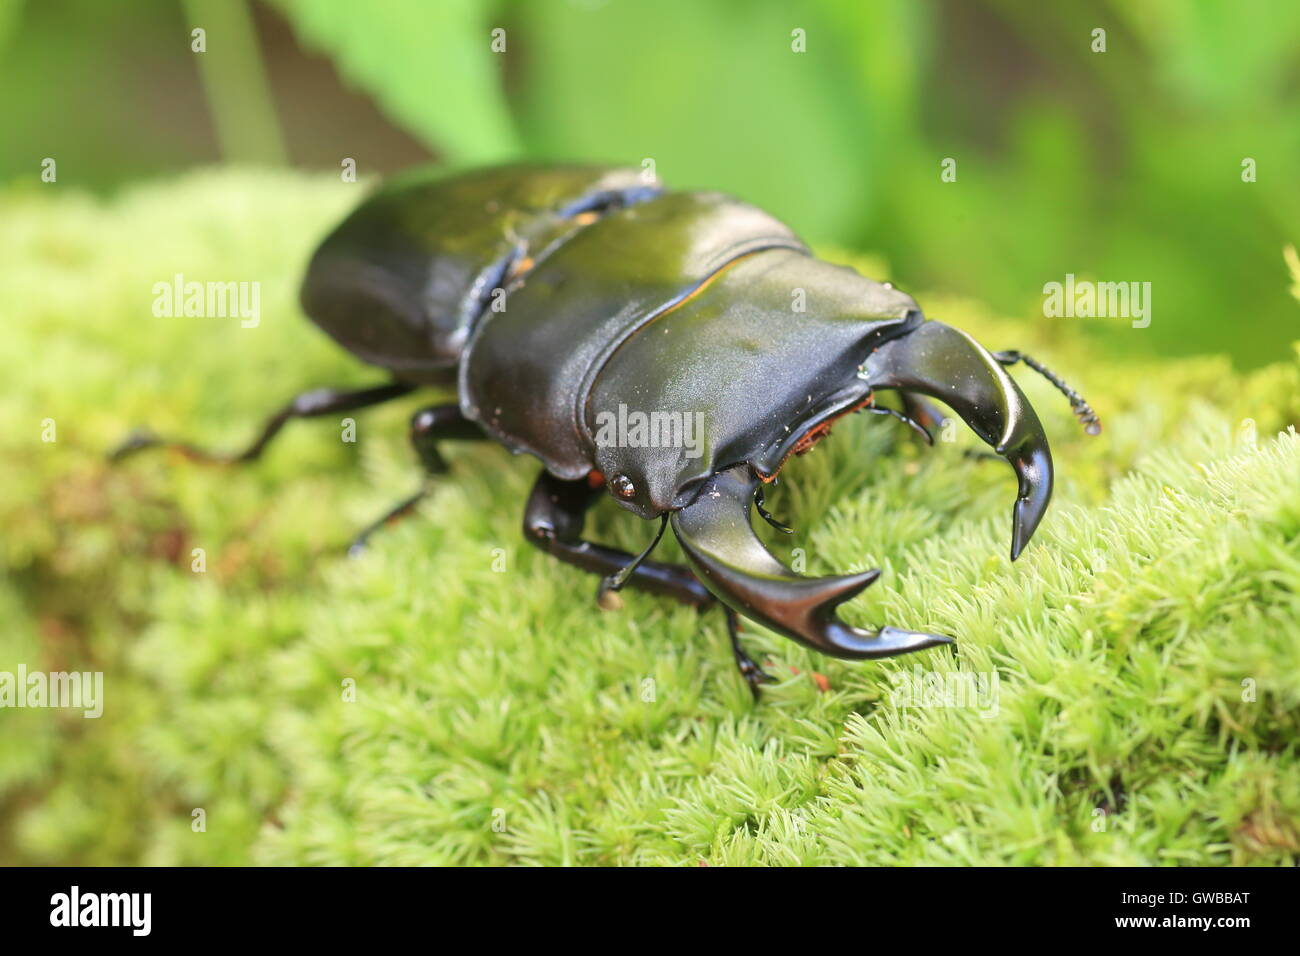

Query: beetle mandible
left=115, top=165, right=1100, bottom=696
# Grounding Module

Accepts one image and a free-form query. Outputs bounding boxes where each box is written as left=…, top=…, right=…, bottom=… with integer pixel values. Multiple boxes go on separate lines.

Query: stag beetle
left=115, top=165, right=1099, bottom=696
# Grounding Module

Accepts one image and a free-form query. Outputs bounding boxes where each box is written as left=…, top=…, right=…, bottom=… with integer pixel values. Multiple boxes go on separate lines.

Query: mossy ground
left=2, top=170, right=1298, bottom=865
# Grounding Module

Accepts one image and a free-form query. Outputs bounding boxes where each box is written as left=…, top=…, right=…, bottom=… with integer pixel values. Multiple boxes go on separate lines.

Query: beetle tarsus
left=348, top=484, right=431, bottom=558
left=109, top=381, right=416, bottom=465
left=108, top=428, right=167, bottom=462
left=726, top=610, right=778, bottom=699
left=348, top=403, right=486, bottom=555
left=108, top=427, right=242, bottom=464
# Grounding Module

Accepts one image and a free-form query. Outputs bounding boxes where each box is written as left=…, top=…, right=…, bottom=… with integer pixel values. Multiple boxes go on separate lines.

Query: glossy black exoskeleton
left=115, top=165, right=1099, bottom=696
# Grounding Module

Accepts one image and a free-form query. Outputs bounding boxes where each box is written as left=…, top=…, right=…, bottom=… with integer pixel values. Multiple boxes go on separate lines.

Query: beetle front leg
left=524, top=472, right=781, bottom=697
left=348, top=403, right=486, bottom=556
left=522, top=471, right=715, bottom=608
left=726, top=609, right=778, bottom=699
left=111, top=381, right=416, bottom=463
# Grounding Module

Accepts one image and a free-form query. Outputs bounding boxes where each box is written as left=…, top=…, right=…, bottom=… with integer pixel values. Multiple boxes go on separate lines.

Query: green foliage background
left=1, top=0, right=1297, bottom=364
left=1, top=1, right=1299, bottom=865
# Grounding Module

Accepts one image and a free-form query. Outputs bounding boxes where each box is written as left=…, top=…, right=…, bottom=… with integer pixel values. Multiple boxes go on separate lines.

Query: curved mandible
left=670, top=465, right=954, bottom=660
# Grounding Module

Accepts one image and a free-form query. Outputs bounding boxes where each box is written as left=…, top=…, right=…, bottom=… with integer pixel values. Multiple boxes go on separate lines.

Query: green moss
left=2, top=170, right=1298, bottom=866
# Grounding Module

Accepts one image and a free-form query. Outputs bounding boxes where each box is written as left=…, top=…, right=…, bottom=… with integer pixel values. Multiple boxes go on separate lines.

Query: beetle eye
left=610, top=474, right=637, bottom=499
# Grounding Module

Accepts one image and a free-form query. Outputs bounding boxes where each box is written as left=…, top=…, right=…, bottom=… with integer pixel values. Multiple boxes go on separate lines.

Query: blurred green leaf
left=1110, top=0, right=1300, bottom=108
left=0, top=0, right=1295, bottom=366
left=0, top=0, right=22, bottom=50
left=272, top=0, right=519, bottom=163
left=184, top=0, right=286, bottom=165
left=512, top=0, right=886, bottom=243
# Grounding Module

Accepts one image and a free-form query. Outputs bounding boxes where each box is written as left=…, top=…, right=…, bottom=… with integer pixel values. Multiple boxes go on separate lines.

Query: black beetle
left=115, top=164, right=1099, bottom=695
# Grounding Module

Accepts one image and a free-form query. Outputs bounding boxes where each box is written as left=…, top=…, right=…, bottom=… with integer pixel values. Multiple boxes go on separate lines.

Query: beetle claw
left=672, top=465, right=954, bottom=660
left=739, top=662, right=779, bottom=699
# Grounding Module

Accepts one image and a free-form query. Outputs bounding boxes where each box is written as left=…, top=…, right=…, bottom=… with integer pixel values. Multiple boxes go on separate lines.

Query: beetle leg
left=346, top=488, right=431, bottom=557
left=110, top=382, right=416, bottom=464
left=672, top=464, right=954, bottom=660
left=522, top=471, right=715, bottom=609
left=524, top=472, right=794, bottom=697
left=726, top=609, right=778, bottom=699
left=348, top=403, right=485, bottom=556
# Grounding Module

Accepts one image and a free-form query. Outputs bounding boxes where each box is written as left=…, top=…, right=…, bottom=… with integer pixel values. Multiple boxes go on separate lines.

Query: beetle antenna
left=600, top=514, right=669, bottom=594
left=993, top=350, right=1102, bottom=436
left=864, top=404, right=933, bottom=445
left=754, top=484, right=793, bottom=534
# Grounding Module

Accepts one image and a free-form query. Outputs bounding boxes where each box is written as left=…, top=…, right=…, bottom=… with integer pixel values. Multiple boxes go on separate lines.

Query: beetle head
left=667, top=310, right=1057, bottom=662
left=586, top=252, right=1053, bottom=564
